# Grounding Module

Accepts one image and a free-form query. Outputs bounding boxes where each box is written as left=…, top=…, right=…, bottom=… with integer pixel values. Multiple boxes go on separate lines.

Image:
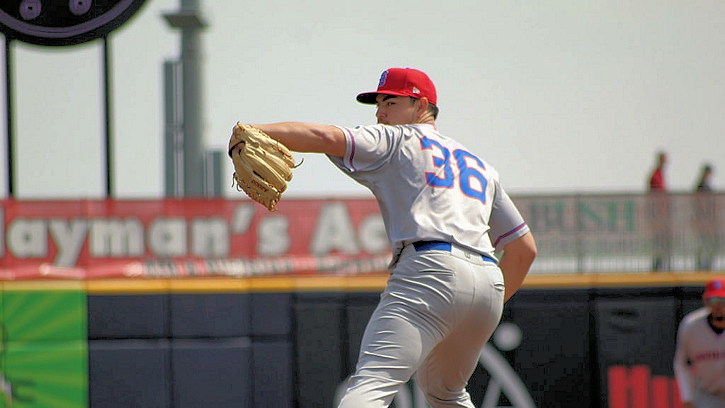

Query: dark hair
left=427, top=103, right=440, bottom=119
left=380, top=95, right=439, bottom=119
left=408, top=96, right=439, bottom=119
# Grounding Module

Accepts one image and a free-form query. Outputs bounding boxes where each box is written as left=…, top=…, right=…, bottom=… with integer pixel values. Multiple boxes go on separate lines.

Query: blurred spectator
left=693, top=164, right=717, bottom=270
left=649, top=151, right=668, bottom=191
left=696, top=164, right=714, bottom=192
left=647, top=151, right=671, bottom=271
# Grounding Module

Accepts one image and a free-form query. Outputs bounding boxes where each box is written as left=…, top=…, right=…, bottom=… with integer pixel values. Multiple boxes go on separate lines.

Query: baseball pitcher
left=228, top=67, right=537, bottom=408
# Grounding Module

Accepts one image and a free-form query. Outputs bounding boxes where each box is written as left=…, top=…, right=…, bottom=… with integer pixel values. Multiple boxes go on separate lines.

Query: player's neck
left=416, top=111, right=436, bottom=125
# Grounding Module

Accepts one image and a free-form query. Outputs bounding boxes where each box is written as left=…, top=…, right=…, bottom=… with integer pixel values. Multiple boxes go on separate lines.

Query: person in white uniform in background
left=674, top=278, right=725, bottom=408
left=236, top=67, right=537, bottom=407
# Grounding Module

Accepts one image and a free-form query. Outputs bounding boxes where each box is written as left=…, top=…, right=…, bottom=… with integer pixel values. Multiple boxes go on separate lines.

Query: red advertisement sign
left=0, top=198, right=392, bottom=279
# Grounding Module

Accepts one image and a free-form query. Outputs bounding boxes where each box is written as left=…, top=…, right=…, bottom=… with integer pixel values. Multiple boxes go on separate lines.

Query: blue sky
left=1, top=0, right=723, bottom=199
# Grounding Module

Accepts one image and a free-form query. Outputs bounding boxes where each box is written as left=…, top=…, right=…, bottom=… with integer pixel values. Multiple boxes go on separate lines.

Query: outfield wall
left=0, top=273, right=717, bottom=408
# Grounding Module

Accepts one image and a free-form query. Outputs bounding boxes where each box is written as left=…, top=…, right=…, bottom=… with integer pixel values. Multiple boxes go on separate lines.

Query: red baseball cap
left=704, top=278, right=725, bottom=299
left=357, top=67, right=437, bottom=106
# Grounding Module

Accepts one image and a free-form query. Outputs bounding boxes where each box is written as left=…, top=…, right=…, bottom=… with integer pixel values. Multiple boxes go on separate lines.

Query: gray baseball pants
left=337, top=243, right=505, bottom=407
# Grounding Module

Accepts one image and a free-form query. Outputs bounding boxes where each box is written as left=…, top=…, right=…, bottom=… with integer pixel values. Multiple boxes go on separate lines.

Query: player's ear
left=416, top=97, right=429, bottom=115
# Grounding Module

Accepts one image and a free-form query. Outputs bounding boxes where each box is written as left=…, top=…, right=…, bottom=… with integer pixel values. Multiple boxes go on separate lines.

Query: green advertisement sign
left=0, top=287, right=87, bottom=408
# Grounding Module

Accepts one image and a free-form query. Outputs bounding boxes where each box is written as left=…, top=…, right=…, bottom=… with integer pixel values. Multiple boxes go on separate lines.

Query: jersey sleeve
left=328, top=125, right=399, bottom=173
left=489, top=179, right=530, bottom=249
left=673, top=317, right=694, bottom=402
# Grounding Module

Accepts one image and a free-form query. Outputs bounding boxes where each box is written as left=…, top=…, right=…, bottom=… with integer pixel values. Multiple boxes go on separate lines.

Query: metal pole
left=164, top=60, right=184, bottom=197
left=163, top=0, right=207, bottom=197
left=103, top=36, right=113, bottom=198
left=180, top=0, right=204, bottom=197
left=5, top=38, right=14, bottom=197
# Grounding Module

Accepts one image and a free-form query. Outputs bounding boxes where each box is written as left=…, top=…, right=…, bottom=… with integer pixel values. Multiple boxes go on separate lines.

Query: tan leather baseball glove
left=228, top=122, right=297, bottom=211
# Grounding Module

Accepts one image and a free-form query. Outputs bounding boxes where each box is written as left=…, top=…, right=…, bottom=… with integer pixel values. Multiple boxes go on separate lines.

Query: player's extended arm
left=251, top=122, right=347, bottom=157
left=499, top=231, right=537, bottom=302
left=673, top=334, right=693, bottom=406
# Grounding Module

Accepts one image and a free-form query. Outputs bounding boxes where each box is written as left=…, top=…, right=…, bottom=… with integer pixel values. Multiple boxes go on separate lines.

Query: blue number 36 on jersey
left=420, top=136, right=489, bottom=204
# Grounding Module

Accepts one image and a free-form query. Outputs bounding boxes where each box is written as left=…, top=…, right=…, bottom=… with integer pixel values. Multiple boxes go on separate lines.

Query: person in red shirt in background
left=647, top=151, right=671, bottom=270
left=649, top=151, right=668, bottom=191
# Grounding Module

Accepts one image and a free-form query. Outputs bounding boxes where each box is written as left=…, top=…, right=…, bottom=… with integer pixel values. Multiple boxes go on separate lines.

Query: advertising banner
left=1, top=193, right=723, bottom=279
left=0, top=199, right=390, bottom=279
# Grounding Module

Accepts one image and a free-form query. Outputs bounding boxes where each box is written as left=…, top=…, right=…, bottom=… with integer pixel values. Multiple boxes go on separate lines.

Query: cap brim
left=356, top=90, right=412, bottom=105
left=356, top=92, right=379, bottom=104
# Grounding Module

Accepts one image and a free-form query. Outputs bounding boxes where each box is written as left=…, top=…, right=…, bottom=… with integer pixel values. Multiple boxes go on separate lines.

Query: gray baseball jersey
left=330, top=123, right=530, bottom=408
left=674, top=307, right=725, bottom=406
left=329, top=123, right=529, bottom=261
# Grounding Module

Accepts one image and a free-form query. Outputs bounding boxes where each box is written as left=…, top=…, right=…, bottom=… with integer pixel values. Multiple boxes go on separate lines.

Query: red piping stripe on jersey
left=493, top=222, right=527, bottom=248
left=342, top=127, right=357, bottom=171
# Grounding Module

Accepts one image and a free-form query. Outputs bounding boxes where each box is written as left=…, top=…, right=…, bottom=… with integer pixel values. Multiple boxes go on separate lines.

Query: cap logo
left=378, top=70, right=389, bottom=88
left=412, top=86, right=420, bottom=95
left=715, top=281, right=724, bottom=290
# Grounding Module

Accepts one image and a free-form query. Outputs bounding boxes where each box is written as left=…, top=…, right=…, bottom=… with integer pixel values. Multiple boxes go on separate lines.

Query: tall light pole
left=163, top=0, right=208, bottom=198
